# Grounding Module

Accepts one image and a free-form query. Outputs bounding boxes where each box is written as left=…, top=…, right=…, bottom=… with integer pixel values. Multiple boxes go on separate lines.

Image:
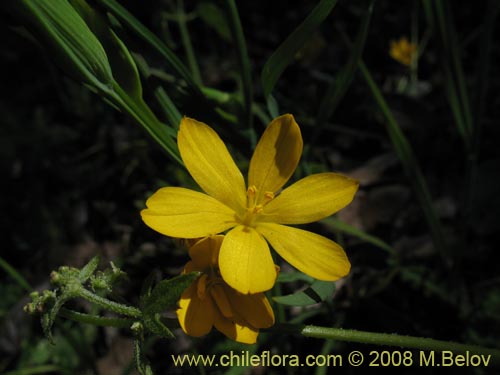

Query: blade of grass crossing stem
left=473, top=0, right=498, bottom=143
left=321, top=218, right=395, bottom=255
left=432, top=1, right=472, bottom=144
left=0, top=255, right=32, bottom=292
left=223, top=0, right=253, bottom=138
left=261, top=0, right=339, bottom=99
left=94, top=0, right=200, bottom=94
left=108, top=84, right=182, bottom=164
left=134, top=55, right=183, bottom=128
left=359, top=61, right=450, bottom=267
left=311, top=0, right=374, bottom=148
left=177, top=0, right=202, bottom=85
left=422, top=2, right=467, bottom=142
left=443, top=65, right=468, bottom=141
left=441, top=1, right=473, bottom=136
left=465, top=1, right=499, bottom=218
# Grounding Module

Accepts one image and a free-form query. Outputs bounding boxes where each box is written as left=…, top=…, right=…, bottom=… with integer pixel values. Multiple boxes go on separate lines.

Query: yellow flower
left=390, top=37, right=417, bottom=66
left=141, top=114, right=358, bottom=293
left=177, top=236, right=275, bottom=344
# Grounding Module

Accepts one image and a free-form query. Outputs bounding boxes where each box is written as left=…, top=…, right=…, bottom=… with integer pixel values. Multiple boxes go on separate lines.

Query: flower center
left=239, top=185, right=275, bottom=227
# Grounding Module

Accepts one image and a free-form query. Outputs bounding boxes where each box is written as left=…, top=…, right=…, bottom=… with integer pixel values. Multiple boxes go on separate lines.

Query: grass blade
left=134, top=54, right=182, bottom=128
left=94, top=0, right=199, bottom=93
left=176, top=0, right=202, bottom=85
left=310, top=0, right=374, bottom=149
left=321, top=217, right=395, bottom=255
left=0, top=255, right=32, bottom=292
left=427, top=0, right=472, bottom=145
left=358, top=60, right=450, bottom=267
left=261, top=0, right=339, bottom=98
left=223, top=0, right=254, bottom=136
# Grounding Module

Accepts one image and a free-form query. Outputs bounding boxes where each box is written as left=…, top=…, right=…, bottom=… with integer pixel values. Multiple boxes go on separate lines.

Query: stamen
left=262, top=191, right=275, bottom=205
left=247, top=185, right=257, bottom=208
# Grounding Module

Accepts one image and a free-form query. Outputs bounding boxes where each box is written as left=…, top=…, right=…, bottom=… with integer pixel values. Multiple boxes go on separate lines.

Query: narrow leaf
left=277, top=271, right=314, bottom=284
left=197, top=2, right=232, bottom=41
left=94, top=0, right=200, bottom=93
left=142, top=313, right=174, bottom=339
left=321, top=217, right=395, bottom=254
left=78, top=255, right=100, bottom=283
left=261, top=0, right=338, bottom=98
left=312, top=0, right=374, bottom=140
left=141, top=272, right=200, bottom=313
left=0, top=255, right=32, bottom=292
left=273, top=280, right=336, bottom=306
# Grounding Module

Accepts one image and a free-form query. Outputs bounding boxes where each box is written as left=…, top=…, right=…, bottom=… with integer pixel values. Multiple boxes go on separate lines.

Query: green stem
left=78, top=288, right=142, bottom=318
left=359, top=61, right=450, bottom=267
left=223, top=0, right=254, bottom=143
left=107, top=84, right=182, bottom=165
left=280, top=325, right=500, bottom=364
left=177, top=0, right=202, bottom=85
left=59, top=308, right=135, bottom=328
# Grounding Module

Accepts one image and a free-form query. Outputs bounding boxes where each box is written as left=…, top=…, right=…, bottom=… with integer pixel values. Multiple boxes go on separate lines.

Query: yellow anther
left=247, top=185, right=257, bottom=196
left=247, top=185, right=257, bottom=208
left=262, top=191, right=275, bottom=205
left=254, top=205, right=264, bottom=214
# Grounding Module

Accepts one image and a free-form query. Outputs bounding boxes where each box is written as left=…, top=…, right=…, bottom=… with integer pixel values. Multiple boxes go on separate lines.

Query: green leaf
left=313, top=0, right=374, bottom=136
left=358, top=60, right=449, bottom=266
left=142, top=313, right=174, bottom=339
left=41, top=296, right=67, bottom=344
left=266, top=95, right=279, bottom=119
left=78, top=255, right=100, bottom=283
left=5, top=0, right=113, bottom=89
left=273, top=280, right=336, bottom=306
left=141, top=272, right=199, bottom=312
left=94, top=0, right=199, bottom=93
left=140, top=272, right=199, bottom=337
left=197, top=2, right=232, bottom=42
left=261, top=0, right=338, bottom=98
left=0, top=255, right=32, bottom=292
left=277, top=271, right=314, bottom=284
left=134, top=339, right=155, bottom=375
left=134, top=55, right=183, bottom=128
left=71, top=0, right=143, bottom=100
left=321, top=217, right=395, bottom=254
left=223, top=0, right=253, bottom=132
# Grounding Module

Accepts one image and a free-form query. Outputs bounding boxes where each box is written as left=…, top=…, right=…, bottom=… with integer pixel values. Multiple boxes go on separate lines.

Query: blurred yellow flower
left=390, top=37, right=417, bottom=66
left=141, top=114, right=358, bottom=294
left=177, top=236, right=275, bottom=344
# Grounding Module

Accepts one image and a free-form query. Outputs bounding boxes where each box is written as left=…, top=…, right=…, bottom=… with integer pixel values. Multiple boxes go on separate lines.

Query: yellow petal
left=248, top=114, right=303, bottom=200
left=225, top=286, right=274, bottom=328
left=178, top=117, right=247, bottom=214
left=219, top=226, right=277, bottom=294
left=141, top=187, right=236, bottom=238
left=213, top=310, right=259, bottom=344
left=177, top=282, right=215, bottom=337
left=262, top=173, right=359, bottom=224
left=210, top=283, right=233, bottom=318
left=188, top=235, right=224, bottom=270
left=257, top=223, right=351, bottom=281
